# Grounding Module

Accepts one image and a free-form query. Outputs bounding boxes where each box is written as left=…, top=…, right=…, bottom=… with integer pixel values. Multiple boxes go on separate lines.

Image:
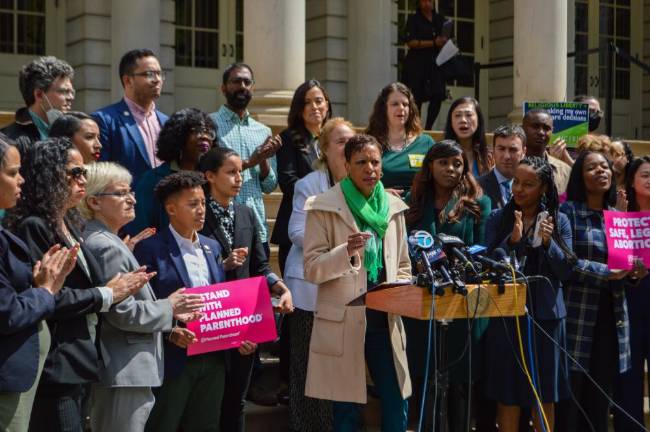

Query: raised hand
left=347, top=232, right=372, bottom=257
left=107, top=266, right=156, bottom=304
left=539, top=216, right=554, bottom=247
left=223, top=247, right=249, bottom=271
left=168, top=287, right=205, bottom=316
left=510, top=210, right=524, bottom=245
left=123, top=227, right=156, bottom=251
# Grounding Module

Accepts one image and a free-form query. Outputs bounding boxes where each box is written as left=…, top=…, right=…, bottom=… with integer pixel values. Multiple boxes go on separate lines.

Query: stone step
left=264, top=191, right=282, bottom=221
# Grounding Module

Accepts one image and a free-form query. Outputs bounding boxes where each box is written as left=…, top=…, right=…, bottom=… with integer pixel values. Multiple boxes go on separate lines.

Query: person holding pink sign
left=303, top=134, right=412, bottom=431
left=199, top=146, right=293, bottom=432
left=613, top=156, right=650, bottom=432
left=133, top=171, right=227, bottom=432
left=557, top=151, right=647, bottom=432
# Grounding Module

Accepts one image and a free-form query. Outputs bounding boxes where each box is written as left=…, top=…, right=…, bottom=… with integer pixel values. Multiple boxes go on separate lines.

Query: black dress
left=402, top=8, right=446, bottom=128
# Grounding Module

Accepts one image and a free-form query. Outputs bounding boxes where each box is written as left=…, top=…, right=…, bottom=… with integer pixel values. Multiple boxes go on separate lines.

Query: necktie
left=501, top=180, right=512, bottom=204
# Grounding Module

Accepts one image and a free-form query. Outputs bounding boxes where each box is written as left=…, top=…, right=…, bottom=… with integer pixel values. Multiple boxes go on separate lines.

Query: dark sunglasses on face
left=67, top=167, right=88, bottom=180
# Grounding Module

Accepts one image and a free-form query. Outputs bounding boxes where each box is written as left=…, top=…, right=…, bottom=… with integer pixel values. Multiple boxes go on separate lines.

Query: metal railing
left=472, top=43, right=650, bottom=137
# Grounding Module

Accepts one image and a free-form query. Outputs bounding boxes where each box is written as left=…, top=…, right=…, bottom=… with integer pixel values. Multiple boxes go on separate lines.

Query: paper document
left=436, top=39, right=459, bottom=66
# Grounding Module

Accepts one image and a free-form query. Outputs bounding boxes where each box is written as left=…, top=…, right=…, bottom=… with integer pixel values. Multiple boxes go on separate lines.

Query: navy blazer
left=93, top=99, right=168, bottom=186
left=133, top=227, right=225, bottom=379
left=478, top=170, right=506, bottom=210
left=486, top=209, right=573, bottom=320
left=0, top=226, right=55, bottom=392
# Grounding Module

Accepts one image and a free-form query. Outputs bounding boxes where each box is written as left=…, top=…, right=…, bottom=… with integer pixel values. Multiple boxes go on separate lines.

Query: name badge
left=408, top=153, right=425, bottom=168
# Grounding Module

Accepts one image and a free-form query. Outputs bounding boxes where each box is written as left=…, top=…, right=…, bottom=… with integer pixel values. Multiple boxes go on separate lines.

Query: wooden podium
left=361, top=282, right=527, bottom=320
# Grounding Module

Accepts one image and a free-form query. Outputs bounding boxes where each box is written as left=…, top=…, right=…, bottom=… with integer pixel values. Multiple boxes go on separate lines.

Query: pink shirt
left=124, top=96, right=162, bottom=168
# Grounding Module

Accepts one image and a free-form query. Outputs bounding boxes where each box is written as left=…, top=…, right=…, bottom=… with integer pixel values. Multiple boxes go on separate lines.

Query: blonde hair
left=576, top=134, right=611, bottom=155
left=314, top=117, right=355, bottom=170
left=78, top=162, right=133, bottom=219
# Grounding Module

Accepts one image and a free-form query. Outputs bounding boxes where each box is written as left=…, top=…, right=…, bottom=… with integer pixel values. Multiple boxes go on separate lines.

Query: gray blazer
left=83, top=219, right=173, bottom=387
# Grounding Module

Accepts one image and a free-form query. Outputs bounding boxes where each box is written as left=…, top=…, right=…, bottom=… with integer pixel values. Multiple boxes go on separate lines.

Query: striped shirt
left=210, top=105, right=277, bottom=243
left=561, top=200, right=631, bottom=373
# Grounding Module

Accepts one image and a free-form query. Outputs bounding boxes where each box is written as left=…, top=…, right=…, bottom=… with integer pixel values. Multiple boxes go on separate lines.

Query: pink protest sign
left=603, top=210, right=650, bottom=270
left=185, top=276, right=277, bottom=356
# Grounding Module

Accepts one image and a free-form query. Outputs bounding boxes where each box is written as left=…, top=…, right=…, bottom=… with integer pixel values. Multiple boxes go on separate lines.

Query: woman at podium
left=485, top=157, right=573, bottom=432
left=302, top=134, right=412, bottom=431
left=405, top=139, right=491, bottom=431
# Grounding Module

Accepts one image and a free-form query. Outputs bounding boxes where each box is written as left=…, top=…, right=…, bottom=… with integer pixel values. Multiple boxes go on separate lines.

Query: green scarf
left=340, top=177, right=389, bottom=282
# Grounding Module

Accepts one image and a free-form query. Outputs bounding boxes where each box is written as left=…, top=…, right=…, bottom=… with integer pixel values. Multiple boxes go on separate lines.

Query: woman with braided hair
left=485, top=156, right=574, bottom=431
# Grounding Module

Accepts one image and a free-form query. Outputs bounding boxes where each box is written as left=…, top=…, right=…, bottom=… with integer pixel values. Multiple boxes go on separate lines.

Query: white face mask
left=42, top=93, right=63, bottom=125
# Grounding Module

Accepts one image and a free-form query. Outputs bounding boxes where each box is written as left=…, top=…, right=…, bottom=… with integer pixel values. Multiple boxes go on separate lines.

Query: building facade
left=0, top=0, right=648, bottom=138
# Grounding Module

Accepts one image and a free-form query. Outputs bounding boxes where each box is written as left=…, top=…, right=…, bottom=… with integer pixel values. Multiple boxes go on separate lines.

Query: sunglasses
left=67, top=167, right=88, bottom=180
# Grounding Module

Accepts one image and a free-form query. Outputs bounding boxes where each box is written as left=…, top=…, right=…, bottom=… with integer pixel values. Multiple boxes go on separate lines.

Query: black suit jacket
left=15, top=216, right=105, bottom=385
left=271, top=128, right=318, bottom=247
left=0, top=226, right=55, bottom=392
left=201, top=202, right=280, bottom=286
left=478, top=170, right=506, bottom=210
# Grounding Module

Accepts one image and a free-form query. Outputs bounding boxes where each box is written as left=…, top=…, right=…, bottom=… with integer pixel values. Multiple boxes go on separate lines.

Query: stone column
left=244, top=0, right=305, bottom=126
left=347, top=0, right=395, bottom=125
left=110, top=0, right=161, bottom=102
left=509, top=0, right=567, bottom=122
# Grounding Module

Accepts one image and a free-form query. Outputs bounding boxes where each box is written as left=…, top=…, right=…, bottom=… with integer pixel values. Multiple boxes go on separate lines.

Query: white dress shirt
left=169, top=224, right=211, bottom=288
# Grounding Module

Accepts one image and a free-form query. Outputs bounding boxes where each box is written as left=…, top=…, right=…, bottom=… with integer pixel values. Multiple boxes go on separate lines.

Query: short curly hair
left=154, top=171, right=206, bottom=205
left=3, top=137, right=83, bottom=234
left=19, top=56, right=74, bottom=106
left=156, top=108, right=217, bottom=163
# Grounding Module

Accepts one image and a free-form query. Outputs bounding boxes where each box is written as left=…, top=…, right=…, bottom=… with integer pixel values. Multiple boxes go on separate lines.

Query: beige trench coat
left=302, top=183, right=413, bottom=403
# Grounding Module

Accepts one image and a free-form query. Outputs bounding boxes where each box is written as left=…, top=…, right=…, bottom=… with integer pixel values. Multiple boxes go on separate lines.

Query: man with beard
left=2, top=56, right=75, bottom=150
left=93, top=49, right=169, bottom=186
left=522, top=109, right=572, bottom=194
left=209, top=63, right=281, bottom=257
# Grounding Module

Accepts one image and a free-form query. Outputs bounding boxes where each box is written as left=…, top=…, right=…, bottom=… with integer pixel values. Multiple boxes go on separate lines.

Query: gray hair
left=19, top=56, right=74, bottom=106
left=78, top=162, right=133, bottom=220
left=492, top=124, right=527, bottom=148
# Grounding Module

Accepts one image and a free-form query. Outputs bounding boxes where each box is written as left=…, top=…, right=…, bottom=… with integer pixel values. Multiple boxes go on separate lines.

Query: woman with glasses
left=79, top=162, right=204, bottom=431
left=50, top=111, right=102, bottom=164
left=131, top=108, right=217, bottom=234
left=3, top=137, right=150, bottom=431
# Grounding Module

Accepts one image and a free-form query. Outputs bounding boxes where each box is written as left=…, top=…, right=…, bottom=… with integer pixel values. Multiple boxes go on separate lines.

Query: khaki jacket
left=303, top=183, right=412, bottom=403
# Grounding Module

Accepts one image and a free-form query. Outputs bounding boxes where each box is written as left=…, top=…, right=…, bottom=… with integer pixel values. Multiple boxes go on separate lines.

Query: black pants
left=220, top=350, right=255, bottom=432
left=30, top=383, right=84, bottom=432
left=557, top=291, right=618, bottom=432
left=417, top=98, right=443, bottom=131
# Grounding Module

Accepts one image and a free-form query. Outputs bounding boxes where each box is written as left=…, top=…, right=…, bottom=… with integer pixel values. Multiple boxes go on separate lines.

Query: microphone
left=473, top=254, right=510, bottom=272
left=435, top=233, right=471, bottom=267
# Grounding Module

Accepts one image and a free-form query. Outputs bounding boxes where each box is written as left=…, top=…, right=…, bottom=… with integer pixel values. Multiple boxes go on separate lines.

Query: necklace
left=389, top=132, right=408, bottom=152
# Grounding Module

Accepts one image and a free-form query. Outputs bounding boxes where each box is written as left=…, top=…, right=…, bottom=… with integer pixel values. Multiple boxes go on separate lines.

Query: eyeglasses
left=190, top=127, right=216, bottom=140
left=67, top=167, right=87, bottom=180
left=53, top=88, right=76, bottom=98
left=227, top=77, right=254, bottom=87
left=95, top=190, right=135, bottom=199
left=131, top=70, right=166, bottom=81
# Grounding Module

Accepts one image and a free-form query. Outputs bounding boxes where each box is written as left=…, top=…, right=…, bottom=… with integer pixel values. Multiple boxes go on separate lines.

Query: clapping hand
left=510, top=210, right=524, bottom=245
left=168, top=287, right=205, bottom=316
left=123, top=228, right=156, bottom=251
left=616, top=189, right=628, bottom=211
left=33, top=244, right=80, bottom=295
left=539, top=216, right=554, bottom=248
